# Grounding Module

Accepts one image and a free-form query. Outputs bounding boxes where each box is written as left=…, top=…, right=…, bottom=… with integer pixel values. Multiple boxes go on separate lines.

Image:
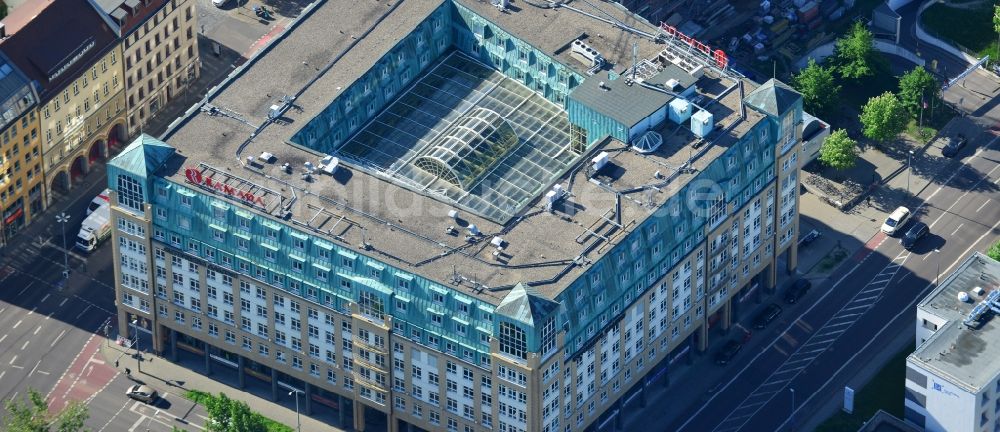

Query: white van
left=87, top=189, right=111, bottom=215
left=881, top=206, right=911, bottom=236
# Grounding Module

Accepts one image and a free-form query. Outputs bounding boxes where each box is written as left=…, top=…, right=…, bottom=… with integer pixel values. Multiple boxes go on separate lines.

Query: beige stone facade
left=121, top=0, right=200, bottom=138
left=40, top=47, right=127, bottom=203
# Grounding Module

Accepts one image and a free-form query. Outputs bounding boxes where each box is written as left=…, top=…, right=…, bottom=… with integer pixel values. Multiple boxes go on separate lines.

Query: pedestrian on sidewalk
left=125, top=368, right=131, bottom=377
left=866, top=195, right=871, bottom=206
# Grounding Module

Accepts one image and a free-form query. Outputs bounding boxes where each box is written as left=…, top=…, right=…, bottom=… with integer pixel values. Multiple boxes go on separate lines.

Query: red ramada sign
left=184, top=168, right=266, bottom=207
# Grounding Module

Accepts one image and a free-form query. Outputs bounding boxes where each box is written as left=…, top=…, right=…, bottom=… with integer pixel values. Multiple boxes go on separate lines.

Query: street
left=666, top=130, right=1000, bottom=431
left=0, top=0, right=298, bottom=428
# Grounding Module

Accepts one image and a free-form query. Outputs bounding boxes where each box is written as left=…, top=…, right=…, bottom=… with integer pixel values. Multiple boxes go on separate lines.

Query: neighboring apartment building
left=0, top=0, right=126, bottom=206
left=0, top=52, right=42, bottom=246
left=106, top=0, right=803, bottom=431
left=905, top=252, right=1000, bottom=432
left=95, top=0, right=200, bottom=139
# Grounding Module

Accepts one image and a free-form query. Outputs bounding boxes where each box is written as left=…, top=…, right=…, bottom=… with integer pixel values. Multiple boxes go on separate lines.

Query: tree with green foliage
left=205, top=392, right=266, bottom=432
left=897, top=66, right=939, bottom=117
left=2, top=389, right=89, bottom=432
left=993, top=5, right=1000, bottom=59
left=860, top=92, right=909, bottom=145
left=834, top=22, right=876, bottom=79
left=793, top=59, right=841, bottom=117
left=819, top=129, right=859, bottom=170
left=988, top=240, right=1000, bottom=262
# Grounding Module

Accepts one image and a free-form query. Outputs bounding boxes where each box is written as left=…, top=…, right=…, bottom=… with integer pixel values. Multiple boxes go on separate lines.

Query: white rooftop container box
left=668, top=98, right=692, bottom=124
left=691, top=109, right=714, bottom=138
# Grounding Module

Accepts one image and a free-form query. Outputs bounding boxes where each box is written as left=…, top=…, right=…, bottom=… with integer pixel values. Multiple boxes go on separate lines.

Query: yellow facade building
left=0, top=0, right=126, bottom=206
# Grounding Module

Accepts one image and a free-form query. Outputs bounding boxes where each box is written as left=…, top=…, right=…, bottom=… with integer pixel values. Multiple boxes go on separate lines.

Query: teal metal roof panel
left=743, top=78, right=801, bottom=117
left=496, top=283, right=559, bottom=326
left=108, top=134, right=176, bottom=177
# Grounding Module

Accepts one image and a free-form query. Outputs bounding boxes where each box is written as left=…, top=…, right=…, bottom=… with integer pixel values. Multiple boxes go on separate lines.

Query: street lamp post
left=55, top=213, right=71, bottom=280
left=907, top=150, right=915, bottom=198
left=288, top=390, right=302, bottom=432
left=131, top=319, right=142, bottom=373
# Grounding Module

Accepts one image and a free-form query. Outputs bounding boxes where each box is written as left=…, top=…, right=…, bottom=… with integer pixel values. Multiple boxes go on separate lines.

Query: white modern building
left=905, top=252, right=1000, bottom=432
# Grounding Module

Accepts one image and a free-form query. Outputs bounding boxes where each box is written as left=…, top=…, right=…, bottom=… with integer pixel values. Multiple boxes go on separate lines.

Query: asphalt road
left=663, top=128, right=1000, bottom=432
left=0, top=171, right=117, bottom=403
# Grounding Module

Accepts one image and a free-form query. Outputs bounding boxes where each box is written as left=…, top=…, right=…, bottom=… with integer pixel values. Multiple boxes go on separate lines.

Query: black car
left=753, top=303, right=783, bottom=329
left=715, top=340, right=743, bottom=365
left=901, top=221, right=929, bottom=250
left=784, top=279, right=812, bottom=304
left=942, top=134, right=968, bottom=158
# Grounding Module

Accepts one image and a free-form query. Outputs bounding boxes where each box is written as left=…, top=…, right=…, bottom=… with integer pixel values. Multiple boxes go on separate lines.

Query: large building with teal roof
left=106, top=0, right=805, bottom=430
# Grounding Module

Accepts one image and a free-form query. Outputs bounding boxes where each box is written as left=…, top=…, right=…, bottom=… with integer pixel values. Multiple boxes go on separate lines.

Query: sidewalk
left=99, top=339, right=351, bottom=432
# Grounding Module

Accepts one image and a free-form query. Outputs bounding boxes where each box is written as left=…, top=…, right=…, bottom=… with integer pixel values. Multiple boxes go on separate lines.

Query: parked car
left=753, top=303, right=783, bottom=329
left=901, top=221, right=929, bottom=250
left=212, top=0, right=229, bottom=7
left=942, top=134, right=968, bottom=158
left=881, top=206, right=911, bottom=236
left=784, top=279, right=812, bottom=304
left=125, top=384, right=157, bottom=403
left=715, top=339, right=744, bottom=365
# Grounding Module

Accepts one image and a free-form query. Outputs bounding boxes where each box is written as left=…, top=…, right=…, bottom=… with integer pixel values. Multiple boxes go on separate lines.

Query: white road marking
left=96, top=399, right=131, bottom=432
left=75, top=305, right=91, bottom=319
left=50, top=329, right=66, bottom=347
left=26, top=307, right=35, bottom=316
left=952, top=223, right=964, bottom=236
left=28, top=359, right=41, bottom=377
left=33, top=325, right=41, bottom=335
left=40, top=293, right=50, bottom=303
left=59, top=298, right=68, bottom=307
left=676, top=138, right=1000, bottom=432
left=977, top=200, right=989, bottom=212
left=0, top=370, right=5, bottom=381
left=17, top=285, right=28, bottom=296
left=20, top=340, right=29, bottom=350
left=776, top=215, right=1000, bottom=432
left=0, top=334, right=7, bottom=344
left=12, top=319, right=22, bottom=329
left=9, top=355, right=16, bottom=364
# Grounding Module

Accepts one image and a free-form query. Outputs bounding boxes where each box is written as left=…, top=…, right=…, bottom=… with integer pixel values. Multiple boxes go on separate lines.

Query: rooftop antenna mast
left=631, top=41, right=638, bottom=81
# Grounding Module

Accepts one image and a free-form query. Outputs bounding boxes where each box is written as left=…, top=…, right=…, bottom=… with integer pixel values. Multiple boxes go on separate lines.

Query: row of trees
left=793, top=23, right=941, bottom=170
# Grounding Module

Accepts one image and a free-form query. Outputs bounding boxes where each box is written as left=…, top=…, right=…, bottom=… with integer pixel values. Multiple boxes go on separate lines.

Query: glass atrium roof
left=336, top=51, right=577, bottom=223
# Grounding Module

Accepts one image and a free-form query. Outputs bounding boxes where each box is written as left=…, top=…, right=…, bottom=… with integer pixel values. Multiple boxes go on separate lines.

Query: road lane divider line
left=9, top=354, right=16, bottom=364
left=75, top=304, right=91, bottom=319
left=28, top=359, right=40, bottom=377
left=12, top=319, right=22, bottom=329
left=676, top=139, right=999, bottom=432
left=50, top=329, right=66, bottom=347
left=33, top=325, right=41, bottom=335
left=775, top=214, right=1000, bottom=432
left=20, top=340, right=29, bottom=350
left=952, top=223, right=964, bottom=236
left=59, top=298, right=67, bottom=307
left=41, top=293, right=50, bottom=303
left=977, top=200, right=989, bottom=212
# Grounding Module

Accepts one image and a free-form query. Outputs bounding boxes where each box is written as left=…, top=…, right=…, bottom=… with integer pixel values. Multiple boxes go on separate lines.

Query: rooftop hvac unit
left=571, top=39, right=603, bottom=66
left=259, top=152, right=275, bottom=163
left=958, top=291, right=970, bottom=302
left=468, top=224, right=480, bottom=235
left=321, top=157, right=339, bottom=175
left=691, top=110, right=714, bottom=138
left=448, top=209, right=460, bottom=219
left=973, top=286, right=986, bottom=296
left=665, top=78, right=680, bottom=92
left=669, top=98, right=692, bottom=124
left=490, top=237, right=504, bottom=248
left=591, top=152, right=609, bottom=172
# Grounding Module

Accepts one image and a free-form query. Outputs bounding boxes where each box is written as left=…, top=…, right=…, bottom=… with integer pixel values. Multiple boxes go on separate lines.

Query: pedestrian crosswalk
left=711, top=252, right=910, bottom=432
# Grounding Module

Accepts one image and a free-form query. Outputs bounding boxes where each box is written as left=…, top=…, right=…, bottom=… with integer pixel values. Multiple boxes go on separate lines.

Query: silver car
left=125, top=384, right=157, bottom=403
